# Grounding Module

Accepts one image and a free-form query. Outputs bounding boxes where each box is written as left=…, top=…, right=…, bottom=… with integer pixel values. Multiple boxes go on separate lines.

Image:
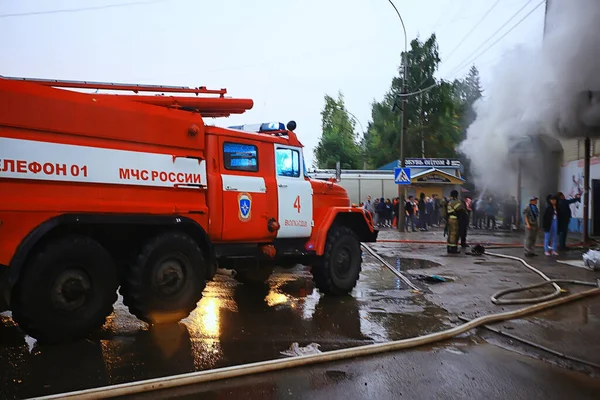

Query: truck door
left=274, top=145, right=313, bottom=238
left=219, top=138, right=273, bottom=241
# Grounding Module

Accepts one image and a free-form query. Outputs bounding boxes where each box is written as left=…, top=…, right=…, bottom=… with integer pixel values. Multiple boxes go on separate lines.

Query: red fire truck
left=0, top=76, right=377, bottom=343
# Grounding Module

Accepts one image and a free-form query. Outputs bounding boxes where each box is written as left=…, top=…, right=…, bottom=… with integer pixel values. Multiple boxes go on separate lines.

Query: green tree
left=314, top=92, right=363, bottom=169
left=454, top=65, right=483, bottom=190
left=365, top=34, right=462, bottom=168
left=454, top=65, right=483, bottom=126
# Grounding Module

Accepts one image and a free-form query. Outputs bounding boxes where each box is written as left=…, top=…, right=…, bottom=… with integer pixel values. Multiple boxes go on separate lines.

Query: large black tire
left=12, top=235, right=118, bottom=344
left=234, top=266, right=273, bottom=285
left=311, top=226, right=361, bottom=295
left=120, top=231, right=206, bottom=325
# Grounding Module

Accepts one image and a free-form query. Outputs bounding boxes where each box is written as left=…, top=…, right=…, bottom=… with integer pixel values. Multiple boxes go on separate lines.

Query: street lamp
left=388, top=0, right=409, bottom=232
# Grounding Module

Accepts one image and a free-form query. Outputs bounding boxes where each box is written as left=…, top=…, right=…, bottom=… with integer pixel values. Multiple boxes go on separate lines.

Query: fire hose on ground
left=376, top=238, right=589, bottom=250
left=31, top=245, right=600, bottom=400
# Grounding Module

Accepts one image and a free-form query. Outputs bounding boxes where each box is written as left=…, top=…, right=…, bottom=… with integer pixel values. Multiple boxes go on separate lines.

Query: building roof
left=410, top=168, right=465, bottom=185
left=377, top=160, right=400, bottom=171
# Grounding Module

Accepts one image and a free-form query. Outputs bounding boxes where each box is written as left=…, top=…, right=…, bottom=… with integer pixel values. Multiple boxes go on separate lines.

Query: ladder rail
left=0, top=76, right=227, bottom=96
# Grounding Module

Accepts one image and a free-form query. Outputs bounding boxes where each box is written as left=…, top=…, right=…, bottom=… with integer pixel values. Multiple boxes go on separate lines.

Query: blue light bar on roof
left=227, top=122, right=286, bottom=133
left=259, top=122, right=285, bottom=132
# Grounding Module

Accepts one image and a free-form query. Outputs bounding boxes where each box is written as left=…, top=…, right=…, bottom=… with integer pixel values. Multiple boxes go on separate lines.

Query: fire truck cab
left=0, top=77, right=378, bottom=343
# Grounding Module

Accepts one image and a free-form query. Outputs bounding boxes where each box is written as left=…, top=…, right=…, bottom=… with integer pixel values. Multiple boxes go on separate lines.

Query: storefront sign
left=415, top=173, right=452, bottom=183
left=405, top=158, right=461, bottom=167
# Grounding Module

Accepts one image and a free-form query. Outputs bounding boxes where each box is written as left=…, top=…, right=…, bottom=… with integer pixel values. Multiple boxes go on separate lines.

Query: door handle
left=225, top=186, right=238, bottom=191
left=278, top=184, right=288, bottom=188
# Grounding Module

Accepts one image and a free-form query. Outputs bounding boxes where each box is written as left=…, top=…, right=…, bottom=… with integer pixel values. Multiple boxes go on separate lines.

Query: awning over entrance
left=410, top=168, right=465, bottom=185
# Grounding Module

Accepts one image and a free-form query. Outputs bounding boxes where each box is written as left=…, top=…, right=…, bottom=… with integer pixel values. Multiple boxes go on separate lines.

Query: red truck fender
left=306, top=207, right=378, bottom=256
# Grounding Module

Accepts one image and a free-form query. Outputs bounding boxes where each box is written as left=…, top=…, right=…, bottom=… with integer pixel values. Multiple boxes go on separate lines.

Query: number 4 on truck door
left=293, top=195, right=301, bottom=213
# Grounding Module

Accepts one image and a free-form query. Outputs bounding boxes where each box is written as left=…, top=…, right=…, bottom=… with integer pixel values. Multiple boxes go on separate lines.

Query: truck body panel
left=0, top=76, right=377, bottom=341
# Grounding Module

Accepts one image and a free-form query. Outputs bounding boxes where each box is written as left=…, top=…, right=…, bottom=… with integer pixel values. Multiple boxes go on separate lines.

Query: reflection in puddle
left=393, top=257, right=442, bottom=271
left=265, top=291, right=289, bottom=307
left=186, top=297, right=221, bottom=338
left=0, top=262, right=459, bottom=399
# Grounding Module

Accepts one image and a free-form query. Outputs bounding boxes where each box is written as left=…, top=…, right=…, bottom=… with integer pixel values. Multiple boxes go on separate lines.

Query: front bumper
left=364, top=228, right=379, bottom=243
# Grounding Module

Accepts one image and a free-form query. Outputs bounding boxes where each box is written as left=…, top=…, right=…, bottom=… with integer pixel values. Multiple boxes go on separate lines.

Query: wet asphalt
left=1, top=227, right=600, bottom=399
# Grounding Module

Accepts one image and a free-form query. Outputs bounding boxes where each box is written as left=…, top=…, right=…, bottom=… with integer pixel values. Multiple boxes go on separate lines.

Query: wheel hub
left=52, top=269, right=91, bottom=311
left=153, top=259, right=185, bottom=296
left=333, top=246, right=352, bottom=278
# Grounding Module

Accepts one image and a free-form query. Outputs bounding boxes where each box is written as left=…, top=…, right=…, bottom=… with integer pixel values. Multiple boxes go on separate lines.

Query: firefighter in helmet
left=446, top=190, right=466, bottom=254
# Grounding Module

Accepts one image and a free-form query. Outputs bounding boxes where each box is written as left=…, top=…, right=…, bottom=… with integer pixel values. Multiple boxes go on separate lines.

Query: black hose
left=458, top=315, right=600, bottom=370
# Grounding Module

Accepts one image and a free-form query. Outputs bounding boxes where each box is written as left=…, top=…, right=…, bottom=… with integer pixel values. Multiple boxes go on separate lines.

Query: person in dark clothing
left=474, top=198, right=486, bottom=229
left=425, top=197, right=434, bottom=227
left=523, top=196, right=539, bottom=256
left=405, top=196, right=416, bottom=232
left=432, top=194, right=441, bottom=226
left=376, top=197, right=386, bottom=228
left=418, top=193, right=427, bottom=231
left=543, top=194, right=560, bottom=256
left=556, top=192, right=581, bottom=251
left=384, top=198, right=392, bottom=227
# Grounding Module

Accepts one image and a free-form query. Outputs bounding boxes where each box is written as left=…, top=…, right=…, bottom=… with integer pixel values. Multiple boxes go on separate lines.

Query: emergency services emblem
left=238, top=193, right=252, bottom=221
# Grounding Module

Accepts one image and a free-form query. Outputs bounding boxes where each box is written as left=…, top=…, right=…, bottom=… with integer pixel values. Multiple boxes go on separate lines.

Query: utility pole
left=583, top=137, right=591, bottom=242
left=397, top=55, right=409, bottom=232
left=387, top=0, right=409, bottom=233
left=420, top=92, right=425, bottom=158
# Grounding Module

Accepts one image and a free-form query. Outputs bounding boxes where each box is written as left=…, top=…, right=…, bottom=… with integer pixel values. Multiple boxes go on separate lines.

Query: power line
left=400, top=0, right=544, bottom=98
left=447, top=0, right=546, bottom=79
left=0, top=0, right=171, bottom=19
left=408, top=0, right=501, bottom=96
left=445, top=0, right=538, bottom=78
left=444, top=0, right=501, bottom=62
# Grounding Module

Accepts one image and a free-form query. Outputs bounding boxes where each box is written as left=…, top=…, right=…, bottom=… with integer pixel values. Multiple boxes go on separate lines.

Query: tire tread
left=311, top=226, right=361, bottom=295
left=120, top=231, right=206, bottom=324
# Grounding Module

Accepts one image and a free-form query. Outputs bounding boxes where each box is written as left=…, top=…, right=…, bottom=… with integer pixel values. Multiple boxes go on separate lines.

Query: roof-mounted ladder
left=1, top=76, right=253, bottom=118
left=1, top=76, right=227, bottom=97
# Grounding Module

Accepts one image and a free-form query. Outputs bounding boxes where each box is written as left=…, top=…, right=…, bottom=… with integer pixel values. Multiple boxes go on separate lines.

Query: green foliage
left=365, top=34, right=465, bottom=168
left=314, top=92, right=363, bottom=169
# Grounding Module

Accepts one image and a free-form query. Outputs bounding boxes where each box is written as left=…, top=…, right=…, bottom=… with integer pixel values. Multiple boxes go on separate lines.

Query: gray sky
left=1, top=0, right=546, bottom=167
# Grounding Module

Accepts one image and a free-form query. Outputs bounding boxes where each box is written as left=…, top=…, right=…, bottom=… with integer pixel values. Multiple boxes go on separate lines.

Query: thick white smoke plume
left=459, top=0, right=600, bottom=193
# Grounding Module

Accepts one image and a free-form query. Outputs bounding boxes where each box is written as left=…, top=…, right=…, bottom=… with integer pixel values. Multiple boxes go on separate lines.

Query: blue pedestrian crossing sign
left=394, top=167, right=411, bottom=185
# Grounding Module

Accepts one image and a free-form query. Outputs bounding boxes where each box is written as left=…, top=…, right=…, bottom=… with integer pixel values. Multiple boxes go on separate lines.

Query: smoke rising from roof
left=458, top=0, right=600, bottom=193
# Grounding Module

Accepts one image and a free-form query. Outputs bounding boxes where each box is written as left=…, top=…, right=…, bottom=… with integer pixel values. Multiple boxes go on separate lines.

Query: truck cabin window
left=276, top=148, right=300, bottom=177
left=223, top=142, right=258, bottom=172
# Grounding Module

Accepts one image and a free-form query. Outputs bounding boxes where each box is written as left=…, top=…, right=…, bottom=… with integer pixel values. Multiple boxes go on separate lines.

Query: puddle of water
left=381, top=257, right=442, bottom=271
left=0, top=263, right=458, bottom=399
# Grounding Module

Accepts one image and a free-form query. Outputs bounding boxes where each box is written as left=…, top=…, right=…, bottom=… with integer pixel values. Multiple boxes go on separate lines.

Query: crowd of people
left=361, top=189, right=582, bottom=257
left=361, top=194, right=445, bottom=230
left=471, top=196, right=518, bottom=230
left=523, top=192, right=581, bottom=257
